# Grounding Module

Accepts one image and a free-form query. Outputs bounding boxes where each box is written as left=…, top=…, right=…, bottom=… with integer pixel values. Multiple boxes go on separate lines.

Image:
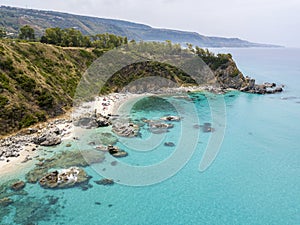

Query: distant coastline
left=0, top=5, right=281, bottom=48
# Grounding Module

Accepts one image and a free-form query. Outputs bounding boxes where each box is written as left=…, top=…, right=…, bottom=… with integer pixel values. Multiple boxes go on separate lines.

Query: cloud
left=0, top=0, right=299, bottom=46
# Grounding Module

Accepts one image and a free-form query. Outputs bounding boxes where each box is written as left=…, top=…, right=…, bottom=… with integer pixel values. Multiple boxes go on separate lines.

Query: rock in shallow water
left=39, top=167, right=90, bottom=189
left=0, top=197, right=13, bottom=207
left=95, top=178, right=114, bottom=185
left=160, top=116, right=180, bottom=121
left=11, top=180, right=26, bottom=191
left=25, top=149, right=105, bottom=184
left=112, top=122, right=139, bottom=137
left=108, top=145, right=128, bottom=158
left=164, top=142, right=175, bottom=147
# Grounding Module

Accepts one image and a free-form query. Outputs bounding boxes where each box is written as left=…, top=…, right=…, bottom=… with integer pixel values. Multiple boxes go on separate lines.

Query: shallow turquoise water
left=1, top=48, right=300, bottom=225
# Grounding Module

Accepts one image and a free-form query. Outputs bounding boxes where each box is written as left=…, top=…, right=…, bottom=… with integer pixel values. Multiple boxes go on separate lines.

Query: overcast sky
left=1, top=0, right=299, bottom=47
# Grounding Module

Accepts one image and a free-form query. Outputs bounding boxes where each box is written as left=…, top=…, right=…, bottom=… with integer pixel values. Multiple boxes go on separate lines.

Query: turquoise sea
left=1, top=48, right=300, bottom=225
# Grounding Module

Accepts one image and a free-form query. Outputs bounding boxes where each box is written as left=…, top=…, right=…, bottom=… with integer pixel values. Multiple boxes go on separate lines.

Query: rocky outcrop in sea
left=112, top=122, right=139, bottom=137
left=240, top=77, right=284, bottom=94
left=39, top=167, right=90, bottom=189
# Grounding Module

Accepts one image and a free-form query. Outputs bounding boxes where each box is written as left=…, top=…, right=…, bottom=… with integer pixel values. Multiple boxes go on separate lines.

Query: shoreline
left=0, top=92, right=148, bottom=179
left=0, top=143, right=39, bottom=182
left=0, top=84, right=284, bottom=180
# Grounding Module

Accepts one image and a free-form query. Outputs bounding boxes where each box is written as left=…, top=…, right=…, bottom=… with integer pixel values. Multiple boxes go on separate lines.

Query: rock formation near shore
left=73, top=112, right=111, bottom=129
left=112, top=122, right=140, bottom=137
left=11, top=180, right=26, bottom=191
left=32, top=125, right=62, bottom=146
left=108, top=145, right=128, bottom=158
left=39, top=167, right=90, bottom=189
left=26, top=149, right=104, bottom=184
left=95, top=178, right=114, bottom=185
left=240, top=77, right=283, bottom=94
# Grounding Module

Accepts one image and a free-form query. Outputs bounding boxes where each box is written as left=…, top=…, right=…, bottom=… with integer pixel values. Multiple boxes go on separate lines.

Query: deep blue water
left=1, top=48, right=300, bottom=225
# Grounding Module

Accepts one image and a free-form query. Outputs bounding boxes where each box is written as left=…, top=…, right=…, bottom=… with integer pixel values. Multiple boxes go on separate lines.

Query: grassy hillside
left=0, top=6, right=279, bottom=47
left=0, top=39, right=99, bottom=135
left=0, top=38, right=247, bottom=136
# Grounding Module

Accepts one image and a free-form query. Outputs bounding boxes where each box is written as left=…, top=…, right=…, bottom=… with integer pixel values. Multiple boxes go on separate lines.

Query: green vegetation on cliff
left=40, top=27, right=128, bottom=48
left=0, top=29, right=246, bottom=136
left=0, top=39, right=99, bottom=135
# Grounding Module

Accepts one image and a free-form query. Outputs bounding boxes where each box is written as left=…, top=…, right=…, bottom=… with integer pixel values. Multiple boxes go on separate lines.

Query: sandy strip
left=0, top=143, right=39, bottom=181
left=0, top=92, right=147, bottom=179
left=0, top=87, right=205, bottom=179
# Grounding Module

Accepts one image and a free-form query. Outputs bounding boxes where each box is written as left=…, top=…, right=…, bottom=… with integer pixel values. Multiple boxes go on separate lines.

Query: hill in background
left=0, top=5, right=280, bottom=48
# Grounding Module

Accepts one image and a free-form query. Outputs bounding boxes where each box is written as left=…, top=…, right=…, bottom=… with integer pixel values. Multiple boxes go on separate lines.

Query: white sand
left=0, top=143, right=38, bottom=181
left=0, top=87, right=208, bottom=179
left=0, top=92, right=145, bottom=178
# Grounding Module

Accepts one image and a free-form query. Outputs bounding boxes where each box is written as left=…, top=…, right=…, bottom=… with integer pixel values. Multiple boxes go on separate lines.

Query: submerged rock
left=95, top=178, right=114, bottom=185
left=108, top=145, right=128, bottom=158
left=0, top=197, right=13, bottom=207
left=149, top=122, right=174, bottom=134
left=11, top=180, right=26, bottom=191
left=112, top=122, right=139, bottom=137
left=98, top=132, right=118, bottom=145
left=26, top=150, right=105, bottom=183
left=12, top=196, right=60, bottom=225
left=164, top=142, right=175, bottom=147
left=194, top=122, right=215, bottom=133
left=160, top=116, right=181, bottom=122
left=193, top=124, right=201, bottom=129
left=39, top=167, right=90, bottom=189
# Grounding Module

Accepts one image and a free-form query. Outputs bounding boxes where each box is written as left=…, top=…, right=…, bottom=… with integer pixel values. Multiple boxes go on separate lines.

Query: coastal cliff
left=0, top=39, right=281, bottom=136
left=0, top=40, right=98, bottom=135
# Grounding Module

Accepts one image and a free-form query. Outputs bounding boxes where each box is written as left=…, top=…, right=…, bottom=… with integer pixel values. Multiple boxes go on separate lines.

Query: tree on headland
left=195, top=45, right=232, bottom=70
left=41, top=27, right=127, bottom=49
left=19, top=25, right=35, bottom=41
left=186, top=43, right=194, bottom=53
left=40, top=27, right=63, bottom=45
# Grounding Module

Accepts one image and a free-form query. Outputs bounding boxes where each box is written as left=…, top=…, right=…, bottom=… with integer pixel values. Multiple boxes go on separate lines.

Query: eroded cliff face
left=214, top=58, right=246, bottom=89
left=0, top=40, right=282, bottom=136
left=209, top=57, right=283, bottom=94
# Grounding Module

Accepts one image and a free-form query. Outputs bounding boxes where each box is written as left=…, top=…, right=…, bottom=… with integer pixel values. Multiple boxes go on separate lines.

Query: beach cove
left=0, top=47, right=299, bottom=225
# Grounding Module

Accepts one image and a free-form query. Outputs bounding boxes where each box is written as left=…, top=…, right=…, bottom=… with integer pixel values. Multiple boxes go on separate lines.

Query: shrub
left=0, top=95, right=9, bottom=108
left=35, top=111, right=46, bottom=122
left=19, top=114, right=38, bottom=128
left=37, top=90, right=54, bottom=108
left=14, top=74, right=36, bottom=92
left=0, top=57, right=14, bottom=71
left=0, top=73, right=12, bottom=91
left=230, top=68, right=240, bottom=77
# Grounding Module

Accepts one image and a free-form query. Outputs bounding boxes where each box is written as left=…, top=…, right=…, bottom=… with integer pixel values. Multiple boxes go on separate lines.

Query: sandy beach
left=0, top=92, right=147, bottom=179
left=0, top=143, right=39, bottom=181
left=0, top=85, right=215, bottom=179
